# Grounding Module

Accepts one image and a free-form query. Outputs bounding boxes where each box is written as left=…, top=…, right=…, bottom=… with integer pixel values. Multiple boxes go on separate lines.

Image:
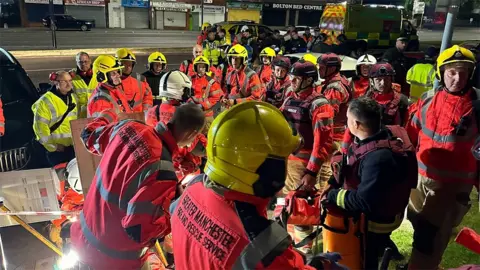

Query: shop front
left=262, top=3, right=323, bottom=27
left=65, top=0, right=107, bottom=28
left=24, top=0, right=64, bottom=26
left=151, top=1, right=191, bottom=30
left=191, top=5, right=225, bottom=31
left=122, top=0, right=149, bottom=29
left=226, top=1, right=262, bottom=23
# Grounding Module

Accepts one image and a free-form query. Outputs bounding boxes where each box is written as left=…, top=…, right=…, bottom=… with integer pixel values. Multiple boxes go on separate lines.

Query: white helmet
left=356, top=54, right=377, bottom=76
left=240, top=25, right=249, bottom=33
left=159, top=70, right=192, bottom=100
left=66, top=158, right=82, bottom=194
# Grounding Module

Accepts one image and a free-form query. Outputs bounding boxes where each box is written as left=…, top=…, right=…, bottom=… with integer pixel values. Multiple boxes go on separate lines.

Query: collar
left=154, top=122, right=179, bottom=156
left=372, top=90, right=394, bottom=103
left=99, top=82, right=122, bottom=92
left=322, top=72, right=342, bottom=84
left=293, top=87, right=314, bottom=99
left=442, top=86, right=473, bottom=97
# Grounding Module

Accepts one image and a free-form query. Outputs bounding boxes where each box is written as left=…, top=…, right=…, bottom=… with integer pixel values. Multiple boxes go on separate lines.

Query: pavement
left=417, top=27, right=480, bottom=43
left=22, top=53, right=190, bottom=87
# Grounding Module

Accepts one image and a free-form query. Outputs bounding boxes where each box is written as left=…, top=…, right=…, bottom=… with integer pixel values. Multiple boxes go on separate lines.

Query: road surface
left=0, top=28, right=198, bottom=51
left=21, top=53, right=191, bottom=86
left=418, top=27, right=480, bottom=42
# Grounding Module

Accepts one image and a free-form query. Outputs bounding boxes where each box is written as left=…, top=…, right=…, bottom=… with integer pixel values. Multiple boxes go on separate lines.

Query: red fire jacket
left=406, top=88, right=479, bottom=185
left=180, top=59, right=196, bottom=78
left=214, top=64, right=235, bottom=92
left=351, top=77, right=370, bottom=98
left=256, top=64, right=273, bottom=88
left=121, top=74, right=153, bottom=112
left=171, top=176, right=316, bottom=270
left=225, top=66, right=265, bottom=103
left=281, top=88, right=334, bottom=174
left=265, top=76, right=292, bottom=108
left=70, top=112, right=179, bottom=269
left=0, top=98, right=4, bottom=136
left=316, top=73, right=352, bottom=142
left=87, top=83, right=133, bottom=121
left=190, top=74, right=223, bottom=117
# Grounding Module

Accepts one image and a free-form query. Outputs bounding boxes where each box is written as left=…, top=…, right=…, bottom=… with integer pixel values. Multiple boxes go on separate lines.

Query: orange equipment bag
left=274, top=186, right=322, bottom=226
left=321, top=202, right=365, bottom=270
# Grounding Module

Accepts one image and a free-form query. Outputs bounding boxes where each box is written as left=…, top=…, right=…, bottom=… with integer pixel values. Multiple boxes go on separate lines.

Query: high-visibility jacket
left=70, top=68, right=98, bottom=110
left=70, top=115, right=179, bottom=270
left=281, top=88, right=334, bottom=174
left=179, top=59, right=196, bottom=78
left=316, top=73, right=352, bottom=142
left=225, top=66, right=265, bottom=103
left=406, top=88, right=480, bottom=185
left=350, top=76, right=370, bottom=98
left=0, top=98, right=4, bottom=136
left=87, top=84, right=133, bottom=121
left=406, top=63, right=436, bottom=102
left=190, top=74, right=223, bottom=117
left=265, top=76, right=291, bottom=108
left=203, top=40, right=222, bottom=66
left=255, top=64, right=273, bottom=88
left=121, top=74, right=153, bottom=112
left=32, top=90, right=79, bottom=152
left=171, top=175, right=316, bottom=270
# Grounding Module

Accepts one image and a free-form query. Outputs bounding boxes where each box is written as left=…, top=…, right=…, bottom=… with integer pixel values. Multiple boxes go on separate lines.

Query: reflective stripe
left=0, top=123, right=4, bottom=128
left=418, top=160, right=476, bottom=180
left=92, top=111, right=114, bottom=123
left=232, top=223, right=291, bottom=270
left=126, top=201, right=163, bottom=216
left=34, top=115, right=50, bottom=125
left=39, top=133, right=72, bottom=144
left=368, top=214, right=403, bottom=234
left=79, top=212, right=146, bottom=260
left=91, top=89, right=121, bottom=115
left=336, top=189, right=347, bottom=209
left=411, top=114, right=421, bottom=127
left=315, top=118, right=333, bottom=129
left=294, top=151, right=311, bottom=160
left=311, top=97, right=330, bottom=111
left=109, top=120, right=131, bottom=142
left=308, top=155, right=321, bottom=166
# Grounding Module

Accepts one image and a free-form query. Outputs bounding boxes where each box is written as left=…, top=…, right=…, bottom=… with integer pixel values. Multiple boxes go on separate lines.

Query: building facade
left=262, top=2, right=323, bottom=27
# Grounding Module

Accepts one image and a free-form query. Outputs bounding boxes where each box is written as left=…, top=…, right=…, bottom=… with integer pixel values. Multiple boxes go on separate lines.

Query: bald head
left=54, top=71, right=73, bottom=95
left=193, top=45, right=203, bottom=58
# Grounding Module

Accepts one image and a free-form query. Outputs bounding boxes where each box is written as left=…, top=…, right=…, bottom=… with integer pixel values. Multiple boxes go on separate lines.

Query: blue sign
left=122, top=0, right=148, bottom=8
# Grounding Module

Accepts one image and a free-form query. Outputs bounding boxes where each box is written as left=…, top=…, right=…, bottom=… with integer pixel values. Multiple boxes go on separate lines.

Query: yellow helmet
left=93, top=55, right=123, bottom=83
left=193, top=56, right=210, bottom=73
left=148, top=52, right=167, bottom=65
left=302, top=53, right=317, bottom=65
left=115, top=48, right=136, bottom=62
left=201, top=22, right=212, bottom=31
left=260, top=47, right=276, bottom=58
left=436, top=45, right=476, bottom=80
left=227, top=44, right=248, bottom=64
left=205, top=101, right=302, bottom=195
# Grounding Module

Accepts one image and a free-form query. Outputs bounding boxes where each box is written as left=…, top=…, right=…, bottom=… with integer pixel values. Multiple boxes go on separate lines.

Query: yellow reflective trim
left=336, top=189, right=347, bottom=209
left=378, top=40, right=390, bottom=46
left=368, top=214, right=403, bottom=233
left=368, top=33, right=380, bottom=40
left=390, top=33, right=400, bottom=40
left=345, top=32, right=357, bottom=40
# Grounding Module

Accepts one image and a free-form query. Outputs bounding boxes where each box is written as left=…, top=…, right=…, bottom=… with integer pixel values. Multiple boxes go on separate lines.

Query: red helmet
left=290, top=60, right=318, bottom=81
left=369, top=63, right=396, bottom=78
left=317, top=53, right=342, bottom=68
left=272, top=56, right=291, bottom=70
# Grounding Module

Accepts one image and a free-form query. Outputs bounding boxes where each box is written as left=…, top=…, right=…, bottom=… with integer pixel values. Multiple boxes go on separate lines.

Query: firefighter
left=115, top=48, right=153, bottom=112
left=350, top=54, right=377, bottom=98
left=202, top=29, right=222, bottom=67
left=145, top=70, right=207, bottom=181
left=170, top=101, right=346, bottom=270
left=189, top=56, right=222, bottom=133
left=88, top=55, right=132, bottom=119
left=32, top=71, right=78, bottom=166
left=222, top=44, right=264, bottom=107
left=256, top=47, right=275, bottom=87
left=0, top=97, right=4, bottom=137
left=197, top=22, right=212, bottom=45
left=316, top=53, right=352, bottom=143
left=214, top=55, right=234, bottom=92
left=324, top=97, right=416, bottom=270
left=70, top=51, right=97, bottom=117
left=180, top=45, right=204, bottom=78
left=302, top=53, right=317, bottom=66
left=281, top=60, right=334, bottom=253
left=143, top=52, right=167, bottom=106
left=405, top=45, right=479, bottom=270
left=70, top=102, right=205, bottom=270
left=265, top=56, right=292, bottom=108
left=406, top=46, right=439, bottom=102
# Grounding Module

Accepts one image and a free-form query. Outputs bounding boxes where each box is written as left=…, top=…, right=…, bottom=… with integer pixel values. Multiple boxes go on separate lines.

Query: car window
left=258, top=26, right=273, bottom=35
left=55, top=15, right=64, bottom=21
left=249, top=25, right=257, bottom=37
left=65, top=15, right=74, bottom=20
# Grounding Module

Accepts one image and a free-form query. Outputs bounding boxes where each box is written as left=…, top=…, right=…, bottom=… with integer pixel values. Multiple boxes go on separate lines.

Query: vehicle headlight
left=58, top=250, right=79, bottom=269
left=85, top=22, right=92, bottom=24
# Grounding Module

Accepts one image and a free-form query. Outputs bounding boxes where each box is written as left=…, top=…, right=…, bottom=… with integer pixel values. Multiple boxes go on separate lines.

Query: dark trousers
left=46, top=146, right=75, bottom=167
left=364, top=232, right=391, bottom=270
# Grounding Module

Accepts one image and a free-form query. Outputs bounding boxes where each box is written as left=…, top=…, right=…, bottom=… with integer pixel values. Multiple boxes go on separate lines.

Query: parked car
left=214, top=21, right=275, bottom=45
left=284, top=52, right=357, bottom=80
left=279, top=25, right=314, bottom=36
left=42, top=14, right=95, bottom=31
left=0, top=48, right=49, bottom=171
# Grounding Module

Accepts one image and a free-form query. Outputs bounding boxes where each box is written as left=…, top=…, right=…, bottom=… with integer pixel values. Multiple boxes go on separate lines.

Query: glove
left=308, top=252, right=349, bottom=270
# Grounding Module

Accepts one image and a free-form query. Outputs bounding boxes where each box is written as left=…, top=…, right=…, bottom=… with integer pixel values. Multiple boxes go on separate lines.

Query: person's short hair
left=170, top=103, right=205, bottom=133
left=220, top=29, right=226, bottom=34
left=348, top=97, right=382, bottom=132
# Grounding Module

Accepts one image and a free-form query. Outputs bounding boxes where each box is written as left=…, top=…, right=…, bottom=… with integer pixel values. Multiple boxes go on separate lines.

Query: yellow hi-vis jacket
left=406, top=63, right=435, bottom=102
left=203, top=40, right=221, bottom=66
left=32, top=91, right=79, bottom=152
left=70, top=69, right=98, bottom=117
